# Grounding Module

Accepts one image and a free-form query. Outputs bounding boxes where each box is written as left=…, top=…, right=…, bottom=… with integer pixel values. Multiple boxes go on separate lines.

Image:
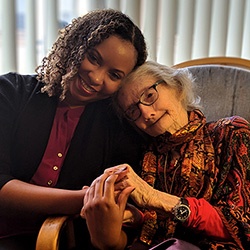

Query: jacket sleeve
left=0, top=73, right=39, bottom=188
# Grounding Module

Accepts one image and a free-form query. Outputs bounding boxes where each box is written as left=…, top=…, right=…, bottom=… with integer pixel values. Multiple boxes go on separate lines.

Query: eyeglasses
left=124, top=79, right=165, bottom=121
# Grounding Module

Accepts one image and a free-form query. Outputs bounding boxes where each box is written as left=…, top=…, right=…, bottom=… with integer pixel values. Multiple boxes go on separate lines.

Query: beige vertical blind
left=175, top=0, right=195, bottom=63
left=157, top=0, right=177, bottom=66
left=1, top=0, right=250, bottom=74
left=209, top=0, right=229, bottom=56
left=1, top=0, right=17, bottom=73
left=192, top=0, right=211, bottom=59
left=123, top=0, right=140, bottom=27
left=242, top=0, right=250, bottom=58
left=141, top=0, right=158, bottom=61
left=45, top=0, right=59, bottom=53
left=25, top=0, right=36, bottom=73
left=226, top=0, right=245, bottom=57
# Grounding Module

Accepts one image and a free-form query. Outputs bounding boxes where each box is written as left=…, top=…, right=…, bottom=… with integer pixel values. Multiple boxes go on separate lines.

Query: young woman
left=83, top=61, right=250, bottom=249
left=0, top=9, right=147, bottom=249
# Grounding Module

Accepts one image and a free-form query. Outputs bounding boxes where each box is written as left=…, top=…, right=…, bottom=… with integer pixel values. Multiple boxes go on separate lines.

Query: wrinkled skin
left=105, top=164, right=180, bottom=215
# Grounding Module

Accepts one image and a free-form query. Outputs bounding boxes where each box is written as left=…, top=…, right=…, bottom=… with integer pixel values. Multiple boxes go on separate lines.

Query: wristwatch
left=172, top=197, right=191, bottom=223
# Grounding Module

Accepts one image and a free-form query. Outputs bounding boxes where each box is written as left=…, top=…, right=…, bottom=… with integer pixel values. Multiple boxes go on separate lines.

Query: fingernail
left=114, top=166, right=127, bottom=174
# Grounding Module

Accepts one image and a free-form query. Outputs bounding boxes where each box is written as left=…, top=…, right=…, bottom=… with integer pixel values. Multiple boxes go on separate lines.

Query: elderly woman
left=83, top=61, right=250, bottom=249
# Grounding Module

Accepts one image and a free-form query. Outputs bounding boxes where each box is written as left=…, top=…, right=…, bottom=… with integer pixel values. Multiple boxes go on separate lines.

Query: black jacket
left=0, top=73, right=144, bottom=190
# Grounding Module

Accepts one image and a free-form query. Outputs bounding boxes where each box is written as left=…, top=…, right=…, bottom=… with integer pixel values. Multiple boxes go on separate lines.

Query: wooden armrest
left=36, top=215, right=77, bottom=250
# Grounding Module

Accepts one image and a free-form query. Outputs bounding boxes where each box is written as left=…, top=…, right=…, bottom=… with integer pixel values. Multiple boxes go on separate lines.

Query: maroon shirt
left=31, top=102, right=84, bottom=187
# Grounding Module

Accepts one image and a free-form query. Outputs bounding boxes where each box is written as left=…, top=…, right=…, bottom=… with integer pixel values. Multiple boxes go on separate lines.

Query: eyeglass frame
left=124, top=79, right=165, bottom=122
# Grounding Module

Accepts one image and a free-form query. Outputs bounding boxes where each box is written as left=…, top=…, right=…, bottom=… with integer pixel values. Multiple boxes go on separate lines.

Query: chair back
left=174, top=58, right=250, bottom=122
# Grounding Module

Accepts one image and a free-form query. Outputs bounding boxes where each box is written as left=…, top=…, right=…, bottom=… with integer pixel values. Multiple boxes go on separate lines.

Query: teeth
left=80, top=78, right=96, bottom=92
left=83, top=83, right=95, bottom=92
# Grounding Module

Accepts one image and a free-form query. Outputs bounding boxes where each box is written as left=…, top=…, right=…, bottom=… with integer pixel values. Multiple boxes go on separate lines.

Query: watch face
left=174, top=204, right=190, bottom=222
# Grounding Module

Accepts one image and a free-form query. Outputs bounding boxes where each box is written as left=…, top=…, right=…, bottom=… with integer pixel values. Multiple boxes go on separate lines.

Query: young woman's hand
left=81, top=172, right=134, bottom=250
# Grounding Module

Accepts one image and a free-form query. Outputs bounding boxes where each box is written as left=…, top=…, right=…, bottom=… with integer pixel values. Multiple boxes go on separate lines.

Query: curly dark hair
left=36, top=9, right=147, bottom=99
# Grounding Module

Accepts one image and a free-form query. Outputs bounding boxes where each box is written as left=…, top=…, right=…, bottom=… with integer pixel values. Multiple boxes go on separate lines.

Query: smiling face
left=118, top=76, right=189, bottom=137
left=65, top=35, right=137, bottom=107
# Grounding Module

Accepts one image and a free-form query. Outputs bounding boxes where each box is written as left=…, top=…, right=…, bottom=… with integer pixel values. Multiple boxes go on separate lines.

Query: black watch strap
left=180, top=197, right=189, bottom=206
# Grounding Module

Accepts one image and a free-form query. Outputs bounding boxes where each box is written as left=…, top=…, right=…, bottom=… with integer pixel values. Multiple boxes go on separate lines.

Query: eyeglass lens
left=125, top=83, right=160, bottom=121
left=140, top=87, right=158, bottom=105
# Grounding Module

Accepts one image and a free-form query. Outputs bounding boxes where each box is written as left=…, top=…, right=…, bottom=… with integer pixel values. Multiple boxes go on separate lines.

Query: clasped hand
left=80, top=164, right=154, bottom=249
left=105, top=164, right=156, bottom=208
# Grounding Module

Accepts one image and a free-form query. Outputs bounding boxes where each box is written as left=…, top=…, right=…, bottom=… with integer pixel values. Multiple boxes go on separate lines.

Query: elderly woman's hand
left=105, top=164, right=180, bottom=215
left=104, top=164, right=156, bottom=208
